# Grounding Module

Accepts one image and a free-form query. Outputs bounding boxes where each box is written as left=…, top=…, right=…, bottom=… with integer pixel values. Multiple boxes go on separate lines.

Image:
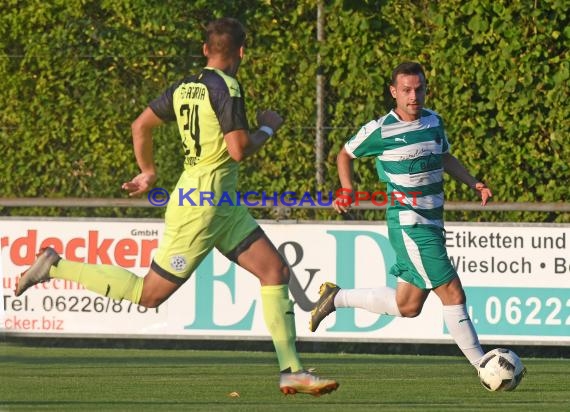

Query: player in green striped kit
left=310, top=62, right=492, bottom=369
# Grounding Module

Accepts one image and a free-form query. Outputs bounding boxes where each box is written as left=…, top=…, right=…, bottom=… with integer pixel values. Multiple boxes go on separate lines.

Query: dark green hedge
left=1, top=0, right=568, bottom=222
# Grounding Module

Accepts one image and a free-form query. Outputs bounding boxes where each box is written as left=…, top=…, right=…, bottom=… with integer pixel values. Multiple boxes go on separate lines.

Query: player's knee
left=448, top=292, right=466, bottom=306
left=398, top=302, right=424, bottom=318
left=400, top=308, right=422, bottom=318
left=438, top=285, right=466, bottom=306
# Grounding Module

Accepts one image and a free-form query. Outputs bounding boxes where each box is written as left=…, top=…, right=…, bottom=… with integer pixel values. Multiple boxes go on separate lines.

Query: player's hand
left=122, top=172, right=157, bottom=197
left=257, top=110, right=283, bottom=134
left=333, top=198, right=351, bottom=214
left=474, top=182, right=492, bottom=206
left=333, top=188, right=355, bottom=214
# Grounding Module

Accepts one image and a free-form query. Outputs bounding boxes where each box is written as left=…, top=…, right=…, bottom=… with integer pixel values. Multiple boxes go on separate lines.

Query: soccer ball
left=478, top=348, right=526, bottom=392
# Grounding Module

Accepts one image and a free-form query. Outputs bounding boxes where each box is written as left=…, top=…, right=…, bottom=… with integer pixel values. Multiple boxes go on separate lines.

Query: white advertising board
left=1, top=218, right=568, bottom=345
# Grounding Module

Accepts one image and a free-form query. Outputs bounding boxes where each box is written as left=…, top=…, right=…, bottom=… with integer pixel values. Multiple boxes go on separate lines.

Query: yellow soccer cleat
left=309, top=282, right=340, bottom=332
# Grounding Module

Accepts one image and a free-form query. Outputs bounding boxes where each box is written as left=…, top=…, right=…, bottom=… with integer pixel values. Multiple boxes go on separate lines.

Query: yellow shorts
left=151, top=169, right=260, bottom=284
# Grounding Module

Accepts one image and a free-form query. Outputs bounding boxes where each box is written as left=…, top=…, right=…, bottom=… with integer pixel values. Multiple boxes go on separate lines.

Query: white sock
left=334, top=287, right=402, bottom=316
left=442, top=304, right=484, bottom=367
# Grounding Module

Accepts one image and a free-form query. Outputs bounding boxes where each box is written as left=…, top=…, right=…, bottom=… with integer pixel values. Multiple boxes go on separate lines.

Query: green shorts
left=151, top=170, right=260, bottom=284
left=388, top=225, right=457, bottom=289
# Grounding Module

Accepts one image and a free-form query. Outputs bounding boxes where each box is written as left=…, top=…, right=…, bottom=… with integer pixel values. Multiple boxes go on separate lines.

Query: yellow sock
left=261, top=284, right=303, bottom=373
left=49, top=260, right=144, bottom=303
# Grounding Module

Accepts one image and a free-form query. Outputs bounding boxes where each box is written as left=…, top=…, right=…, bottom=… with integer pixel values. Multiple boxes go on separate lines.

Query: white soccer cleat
left=279, top=370, right=339, bottom=396
left=14, top=247, right=61, bottom=297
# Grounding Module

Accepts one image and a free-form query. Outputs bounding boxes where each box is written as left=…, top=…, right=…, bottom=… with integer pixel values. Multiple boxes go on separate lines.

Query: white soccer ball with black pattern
left=478, top=348, right=526, bottom=391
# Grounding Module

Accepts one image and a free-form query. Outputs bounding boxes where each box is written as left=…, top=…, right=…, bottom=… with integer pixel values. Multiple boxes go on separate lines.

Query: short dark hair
left=391, top=62, right=426, bottom=85
left=205, top=17, right=246, bottom=58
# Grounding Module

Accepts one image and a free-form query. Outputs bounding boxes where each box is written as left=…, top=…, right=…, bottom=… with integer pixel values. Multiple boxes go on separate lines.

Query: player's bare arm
left=122, top=107, right=162, bottom=196
left=225, top=110, right=283, bottom=161
left=333, top=147, right=356, bottom=214
left=442, top=152, right=492, bottom=206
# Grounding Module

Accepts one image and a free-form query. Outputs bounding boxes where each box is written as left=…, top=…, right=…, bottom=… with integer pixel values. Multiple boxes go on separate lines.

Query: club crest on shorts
left=169, top=255, right=187, bottom=272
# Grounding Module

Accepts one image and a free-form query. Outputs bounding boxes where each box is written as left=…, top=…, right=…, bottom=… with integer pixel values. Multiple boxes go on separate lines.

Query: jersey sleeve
left=148, top=80, right=185, bottom=122
left=344, top=119, right=384, bottom=158
left=442, top=130, right=450, bottom=153
left=437, top=114, right=450, bottom=153
left=208, top=80, right=249, bottom=134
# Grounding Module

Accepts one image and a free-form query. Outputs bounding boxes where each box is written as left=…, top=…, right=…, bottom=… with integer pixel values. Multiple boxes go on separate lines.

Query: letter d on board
left=325, top=230, right=397, bottom=332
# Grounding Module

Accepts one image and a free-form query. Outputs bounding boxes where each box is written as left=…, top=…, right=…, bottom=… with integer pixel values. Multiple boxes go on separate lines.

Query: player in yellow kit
left=15, top=17, right=338, bottom=396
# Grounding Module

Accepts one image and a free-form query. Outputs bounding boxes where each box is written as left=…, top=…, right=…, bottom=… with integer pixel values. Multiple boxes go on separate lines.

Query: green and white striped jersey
left=344, top=108, right=450, bottom=228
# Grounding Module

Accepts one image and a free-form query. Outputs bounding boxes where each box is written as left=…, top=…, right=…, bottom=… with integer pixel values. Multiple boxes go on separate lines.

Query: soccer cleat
left=279, top=370, right=339, bottom=396
left=309, top=282, right=340, bottom=332
left=14, top=247, right=60, bottom=297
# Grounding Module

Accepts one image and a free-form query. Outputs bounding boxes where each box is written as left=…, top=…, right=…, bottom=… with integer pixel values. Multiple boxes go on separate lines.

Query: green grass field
left=1, top=344, right=568, bottom=411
